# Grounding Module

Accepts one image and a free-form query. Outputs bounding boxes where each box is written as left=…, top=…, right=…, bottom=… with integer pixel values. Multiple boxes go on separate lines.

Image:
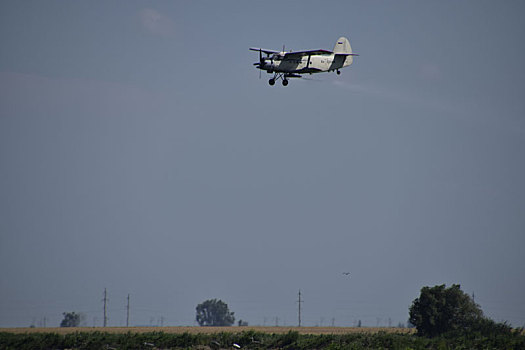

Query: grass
left=0, top=326, right=416, bottom=335
left=1, top=327, right=523, bottom=349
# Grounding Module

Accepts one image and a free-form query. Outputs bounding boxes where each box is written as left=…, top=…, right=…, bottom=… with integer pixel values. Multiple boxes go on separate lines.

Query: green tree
left=195, top=299, right=235, bottom=326
left=409, top=284, right=483, bottom=337
left=60, top=312, right=81, bottom=327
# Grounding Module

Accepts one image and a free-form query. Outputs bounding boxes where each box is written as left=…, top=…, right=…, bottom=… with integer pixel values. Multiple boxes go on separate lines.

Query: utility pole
left=103, top=288, right=108, bottom=327
left=297, top=290, right=303, bottom=327
left=126, top=294, right=130, bottom=327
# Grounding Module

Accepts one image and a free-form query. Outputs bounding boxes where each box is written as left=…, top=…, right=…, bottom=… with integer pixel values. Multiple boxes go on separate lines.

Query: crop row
left=1, top=328, right=524, bottom=349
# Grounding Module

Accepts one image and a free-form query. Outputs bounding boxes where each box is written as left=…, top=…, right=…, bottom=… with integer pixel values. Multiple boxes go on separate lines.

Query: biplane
left=250, top=37, right=358, bottom=86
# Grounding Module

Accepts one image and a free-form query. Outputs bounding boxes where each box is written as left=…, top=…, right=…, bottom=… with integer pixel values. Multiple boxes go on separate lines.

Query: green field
left=0, top=326, right=523, bottom=349
left=0, top=326, right=414, bottom=335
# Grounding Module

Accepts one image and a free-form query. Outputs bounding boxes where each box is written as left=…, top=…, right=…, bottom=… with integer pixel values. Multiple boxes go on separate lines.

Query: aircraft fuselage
left=260, top=53, right=350, bottom=74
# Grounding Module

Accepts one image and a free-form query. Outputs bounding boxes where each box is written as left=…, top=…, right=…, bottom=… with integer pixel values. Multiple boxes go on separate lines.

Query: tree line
left=57, top=283, right=522, bottom=341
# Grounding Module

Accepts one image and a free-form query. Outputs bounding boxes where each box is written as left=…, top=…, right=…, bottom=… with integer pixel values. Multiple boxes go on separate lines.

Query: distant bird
left=342, top=272, right=351, bottom=276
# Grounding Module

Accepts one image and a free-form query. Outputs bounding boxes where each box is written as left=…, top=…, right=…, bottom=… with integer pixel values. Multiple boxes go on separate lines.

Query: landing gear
left=336, top=69, right=341, bottom=75
left=268, top=73, right=289, bottom=86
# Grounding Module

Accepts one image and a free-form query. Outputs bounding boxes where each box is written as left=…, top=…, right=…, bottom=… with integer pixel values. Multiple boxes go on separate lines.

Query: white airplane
left=250, top=37, right=358, bottom=86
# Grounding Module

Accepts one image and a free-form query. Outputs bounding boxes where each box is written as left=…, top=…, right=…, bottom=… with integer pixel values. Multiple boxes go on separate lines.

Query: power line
left=126, top=294, right=130, bottom=327
left=103, top=288, right=108, bottom=327
left=297, top=290, right=303, bottom=327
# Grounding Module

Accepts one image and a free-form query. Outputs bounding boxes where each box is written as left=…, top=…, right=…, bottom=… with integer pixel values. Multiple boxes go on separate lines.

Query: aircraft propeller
left=252, top=48, right=264, bottom=79
left=258, top=49, right=262, bottom=79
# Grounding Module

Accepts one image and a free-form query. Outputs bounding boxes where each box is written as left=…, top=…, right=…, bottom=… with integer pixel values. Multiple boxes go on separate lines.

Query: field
left=0, top=326, right=415, bottom=335
left=1, top=326, right=523, bottom=349
left=4, top=325, right=524, bottom=335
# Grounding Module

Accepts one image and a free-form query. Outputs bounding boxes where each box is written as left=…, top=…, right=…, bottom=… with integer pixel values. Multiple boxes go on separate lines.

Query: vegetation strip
left=1, top=328, right=524, bottom=349
left=0, top=326, right=414, bottom=335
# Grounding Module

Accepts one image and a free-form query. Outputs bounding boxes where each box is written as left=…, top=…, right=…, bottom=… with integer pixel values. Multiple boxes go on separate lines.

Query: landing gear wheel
left=269, top=78, right=275, bottom=86
left=282, top=79, right=288, bottom=86
left=336, top=70, right=341, bottom=75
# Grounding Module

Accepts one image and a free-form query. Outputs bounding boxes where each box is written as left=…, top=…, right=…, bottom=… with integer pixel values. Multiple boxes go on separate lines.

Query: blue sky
left=1, top=1, right=524, bottom=328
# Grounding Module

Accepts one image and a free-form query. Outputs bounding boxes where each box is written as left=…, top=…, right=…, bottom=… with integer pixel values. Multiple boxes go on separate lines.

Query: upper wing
left=283, top=49, right=333, bottom=58
left=251, top=48, right=336, bottom=57
left=251, top=47, right=359, bottom=58
left=249, top=47, right=281, bottom=55
left=285, top=50, right=359, bottom=58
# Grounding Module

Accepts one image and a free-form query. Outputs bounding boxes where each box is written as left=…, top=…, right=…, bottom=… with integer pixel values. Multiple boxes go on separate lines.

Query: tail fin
left=333, top=36, right=354, bottom=66
left=333, top=37, right=352, bottom=54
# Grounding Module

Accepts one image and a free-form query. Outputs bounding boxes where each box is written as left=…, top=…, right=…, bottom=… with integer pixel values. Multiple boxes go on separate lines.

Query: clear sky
left=1, top=0, right=524, bottom=328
